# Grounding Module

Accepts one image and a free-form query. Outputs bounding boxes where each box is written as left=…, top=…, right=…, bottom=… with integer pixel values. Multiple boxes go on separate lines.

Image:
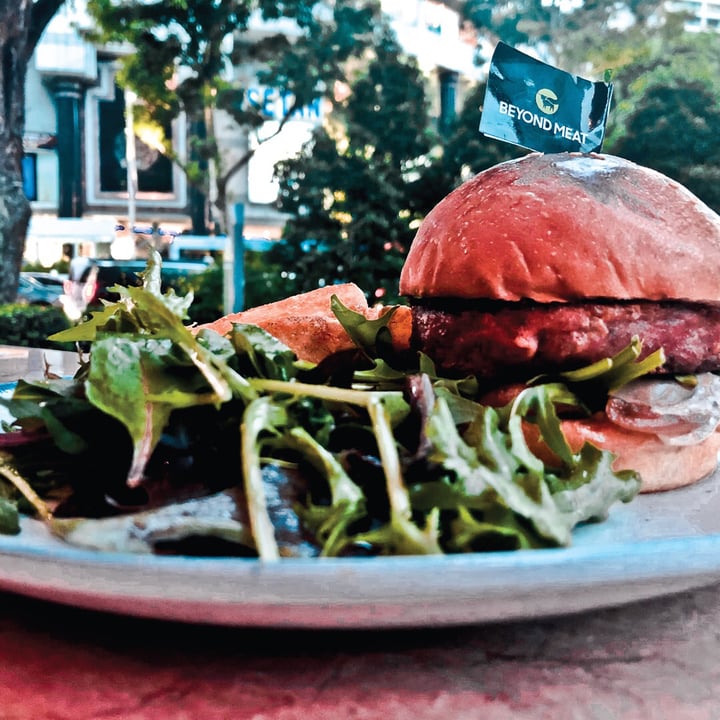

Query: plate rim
left=1, top=513, right=720, bottom=628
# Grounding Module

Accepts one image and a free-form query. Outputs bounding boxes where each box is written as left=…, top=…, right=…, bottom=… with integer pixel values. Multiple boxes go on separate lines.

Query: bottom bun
left=524, top=415, right=720, bottom=493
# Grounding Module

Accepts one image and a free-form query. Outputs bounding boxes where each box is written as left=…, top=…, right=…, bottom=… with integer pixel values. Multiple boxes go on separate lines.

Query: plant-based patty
left=413, top=299, right=720, bottom=381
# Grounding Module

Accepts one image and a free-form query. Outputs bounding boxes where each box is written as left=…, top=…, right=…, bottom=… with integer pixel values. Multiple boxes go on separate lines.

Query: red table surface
left=1, top=583, right=720, bottom=720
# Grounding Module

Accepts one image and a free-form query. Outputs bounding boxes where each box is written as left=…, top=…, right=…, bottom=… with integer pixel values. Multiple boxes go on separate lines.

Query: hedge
left=0, top=305, right=74, bottom=351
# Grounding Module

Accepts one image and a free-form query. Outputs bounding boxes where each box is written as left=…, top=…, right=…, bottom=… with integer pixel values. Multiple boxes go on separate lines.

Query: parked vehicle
left=17, top=271, right=67, bottom=307
left=60, top=257, right=210, bottom=321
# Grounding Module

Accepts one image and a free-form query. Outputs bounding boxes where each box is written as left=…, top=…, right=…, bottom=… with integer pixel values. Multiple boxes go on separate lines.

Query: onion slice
left=606, top=374, right=720, bottom=446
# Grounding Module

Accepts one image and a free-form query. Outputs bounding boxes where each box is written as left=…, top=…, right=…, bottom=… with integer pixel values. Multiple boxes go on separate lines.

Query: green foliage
left=600, top=31, right=720, bottom=212
left=81, top=0, right=720, bottom=301
left=243, top=249, right=288, bottom=308
left=173, top=251, right=293, bottom=317
left=175, top=262, right=224, bottom=325
left=407, top=82, right=525, bottom=215
left=272, top=2, right=720, bottom=307
left=271, top=46, right=526, bottom=306
left=607, top=80, right=720, bottom=211
left=273, top=29, right=434, bottom=304
left=22, top=260, right=69, bottom=275
left=463, top=0, right=680, bottom=74
left=464, top=0, right=564, bottom=52
left=462, top=1, right=720, bottom=215
left=0, top=305, right=73, bottom=351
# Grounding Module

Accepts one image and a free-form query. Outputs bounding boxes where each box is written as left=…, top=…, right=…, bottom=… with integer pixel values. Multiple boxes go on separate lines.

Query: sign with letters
left=479, top=42, right=613, bottom=154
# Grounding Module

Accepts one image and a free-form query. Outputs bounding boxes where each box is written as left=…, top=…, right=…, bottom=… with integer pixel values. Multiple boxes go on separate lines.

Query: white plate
left=0, top=471, right=720, bottom=628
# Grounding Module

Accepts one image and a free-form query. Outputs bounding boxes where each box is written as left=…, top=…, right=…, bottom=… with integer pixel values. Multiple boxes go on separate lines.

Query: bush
left=243, top=250, right=288, bottom=308
left=0, top=305, right=73, bottom=350
left=176, top=252, right=290, bottom=323
left=175, top=262, right=224, bottom=325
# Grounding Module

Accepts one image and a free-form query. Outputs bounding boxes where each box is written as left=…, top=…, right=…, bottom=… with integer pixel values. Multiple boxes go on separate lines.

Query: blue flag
left=479, top=42, right=613, bottom=154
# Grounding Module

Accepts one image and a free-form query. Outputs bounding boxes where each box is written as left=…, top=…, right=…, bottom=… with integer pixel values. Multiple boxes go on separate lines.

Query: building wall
left=670, top=0, right=720, bottom=30
left=24, top=62, right=60, bottom=210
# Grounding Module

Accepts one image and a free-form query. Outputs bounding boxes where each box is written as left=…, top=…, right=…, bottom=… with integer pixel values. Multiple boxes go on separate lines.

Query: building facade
left=670, top=0, right=720, bottom=29
left=23, top=1, right=484, bottom=264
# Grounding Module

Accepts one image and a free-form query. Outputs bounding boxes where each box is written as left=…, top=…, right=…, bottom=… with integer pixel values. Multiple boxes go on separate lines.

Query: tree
left=462, top=0, right=675, bottom=71
left=268, top=0, right=720, bottom=308
left=609, top=81, right=720, bottom=210
left=407, top=82, right=524, bottom=217
left=0, top=0, right=66, bottom=304
left=85, top=0, right=382, bottom=235
left=271, top=28, right=434, bottom=304
left=605, top=31, right=720, bottom=212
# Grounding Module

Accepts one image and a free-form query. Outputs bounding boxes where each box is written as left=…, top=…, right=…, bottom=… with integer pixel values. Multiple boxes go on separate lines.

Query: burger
left=398, top=152, right=720, bottom=493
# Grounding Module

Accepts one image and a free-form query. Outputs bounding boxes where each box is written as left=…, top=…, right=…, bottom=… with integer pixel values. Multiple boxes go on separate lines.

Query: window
left=98, top=84, right=174, bottom=194
left=85, top=62, right=187, bottom=212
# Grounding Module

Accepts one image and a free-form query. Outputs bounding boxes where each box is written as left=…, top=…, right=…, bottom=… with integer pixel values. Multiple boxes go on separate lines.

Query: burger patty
left=412, top=300, right=720, bottom=380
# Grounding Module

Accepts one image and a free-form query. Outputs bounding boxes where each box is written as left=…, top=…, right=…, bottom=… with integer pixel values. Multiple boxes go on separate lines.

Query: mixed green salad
left=0, top=251, right=649, bottom=559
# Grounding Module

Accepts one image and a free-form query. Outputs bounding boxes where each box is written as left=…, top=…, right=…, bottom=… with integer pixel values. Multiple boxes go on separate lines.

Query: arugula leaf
left=0, top=378, right=89, bottom=453
left=530, top=336, right=667, bottom=394
left=425, top=397, right=574, bottom=546
left=363, top=395, right=443, bottom=555
left=86, top=336, right=195, bottom=487
left=229, top=323, right=300, bottom=381
left=448, top=505, right=544, bottom=552
left=241, top=396, right=287, bottom=560
left=330, top=295, right=399, bottom=361
left=423, top=387, right=639, bottom=548
left=285, top=426, right=366, bottom=557
left=545, top=443, right=640, bottom=523
left=507, top=384, right=580, bottom=466
left=49, top=490, right=253, bottom=553
left=48, top=252, right=259, bottom=486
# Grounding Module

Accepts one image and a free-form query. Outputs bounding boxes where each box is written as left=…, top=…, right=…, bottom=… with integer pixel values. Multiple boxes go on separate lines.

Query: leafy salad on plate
left=0, top=252, right=644, bottom=559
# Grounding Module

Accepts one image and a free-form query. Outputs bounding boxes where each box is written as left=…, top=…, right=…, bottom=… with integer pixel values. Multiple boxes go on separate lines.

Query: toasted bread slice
left=195, top=283, right=410, bottom=364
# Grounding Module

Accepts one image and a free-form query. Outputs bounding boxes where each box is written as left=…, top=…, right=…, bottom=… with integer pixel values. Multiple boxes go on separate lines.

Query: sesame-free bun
left=399, top=152, right=720, bottom=304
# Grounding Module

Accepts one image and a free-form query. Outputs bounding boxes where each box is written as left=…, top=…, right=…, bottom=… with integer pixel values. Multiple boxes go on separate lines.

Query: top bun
left=399, top=152, right=720, bottom=304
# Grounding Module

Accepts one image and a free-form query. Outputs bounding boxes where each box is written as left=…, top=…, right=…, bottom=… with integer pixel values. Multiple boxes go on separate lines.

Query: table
left=1, top=346, right=719, bottom=719
left=2, top=583, right=720, bottom=719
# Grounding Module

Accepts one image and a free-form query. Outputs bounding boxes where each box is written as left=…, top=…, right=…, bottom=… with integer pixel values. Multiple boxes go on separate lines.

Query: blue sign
left=246, top=87, right=323, bottom=122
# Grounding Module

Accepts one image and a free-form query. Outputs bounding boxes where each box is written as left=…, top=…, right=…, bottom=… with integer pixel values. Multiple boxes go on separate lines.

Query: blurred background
left=5, top=0, right=720, bottom=327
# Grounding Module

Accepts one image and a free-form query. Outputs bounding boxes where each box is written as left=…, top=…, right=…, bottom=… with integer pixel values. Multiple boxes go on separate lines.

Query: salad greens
left=0, top=251, right=644, bottom=559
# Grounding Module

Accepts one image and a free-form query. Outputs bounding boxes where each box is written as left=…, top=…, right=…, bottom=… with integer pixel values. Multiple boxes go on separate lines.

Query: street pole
left=124, top=88, right=138, bottom=256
